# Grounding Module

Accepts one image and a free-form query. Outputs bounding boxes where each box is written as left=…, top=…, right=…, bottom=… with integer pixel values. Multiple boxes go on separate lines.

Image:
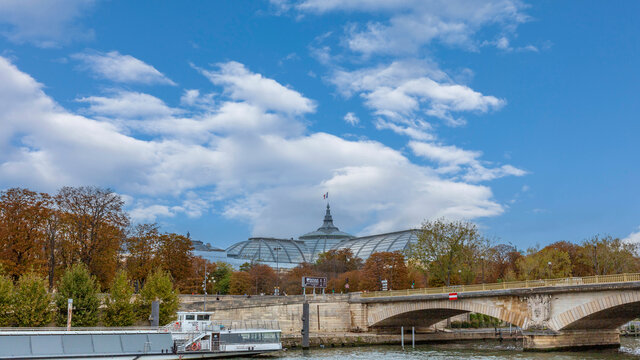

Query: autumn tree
left=282, top=263, right=318, bottom=295
left=157, top=232, right=194, bottom=290
left=45, top=207, right=62, bottom=290
left=103, top=270, right=135, bottom=327
left=516, top=247, right=572, bottom=280
left=485, top=244, right=522, bottom=282
left=228, top=271, right=251, bottom=295
left=581, top=235, right=638, bottom=275
left=407, top=264, right=428, bottom=289
left=360, top=251, right=408, bottom=291
left=0, top=188, right=52, bottom=281
left=328, top=270, right=362, bottom=293
left=125, top=223, right=160, bottom=286
left=56, top=186, right=129, bottom=288
left=136, top=269, right=179, bottom=325
left=408, top=219, right=481, bottom=286
left=13, top=272, right=52, bottom=327
left=315, top=249, right=363, bottom=280
left=54, top=263, right=101, bottom=327
left=247, top=263, right=277, bottom=295
left=543, top=241, right=591, bottom=277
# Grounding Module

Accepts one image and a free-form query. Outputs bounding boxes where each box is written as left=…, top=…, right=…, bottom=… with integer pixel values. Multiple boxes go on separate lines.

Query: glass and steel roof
left=332, top=229, right=420, bottom=260
left=299, top=204, right=354, bottom=241
left=302, top=237, right=344, bottom=263
left=226, top=237, right=308, bottom=264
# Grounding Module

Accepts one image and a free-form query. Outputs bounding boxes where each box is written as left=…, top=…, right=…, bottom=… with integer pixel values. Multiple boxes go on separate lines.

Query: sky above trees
left=0, top=1, right=638, bottom=249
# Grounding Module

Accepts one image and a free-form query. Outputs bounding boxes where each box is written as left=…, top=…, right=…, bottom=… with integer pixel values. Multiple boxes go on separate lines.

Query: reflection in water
left=255, top=337, right=640, bottom=359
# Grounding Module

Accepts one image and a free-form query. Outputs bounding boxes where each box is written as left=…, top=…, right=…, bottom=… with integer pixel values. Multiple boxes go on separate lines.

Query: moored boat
left=0, top=311, right=281, bottom=359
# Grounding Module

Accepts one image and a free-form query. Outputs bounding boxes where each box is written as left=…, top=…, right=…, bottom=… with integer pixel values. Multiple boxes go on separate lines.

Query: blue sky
left=0, top=0, right=638, bottom=250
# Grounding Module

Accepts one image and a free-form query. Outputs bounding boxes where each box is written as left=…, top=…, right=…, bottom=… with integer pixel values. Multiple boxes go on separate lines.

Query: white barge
left=0, top=312, right=282, bottom=359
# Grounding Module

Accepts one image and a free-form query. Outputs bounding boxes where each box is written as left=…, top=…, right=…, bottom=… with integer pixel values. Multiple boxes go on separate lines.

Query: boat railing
left=0, top=326, right=169, bottom=333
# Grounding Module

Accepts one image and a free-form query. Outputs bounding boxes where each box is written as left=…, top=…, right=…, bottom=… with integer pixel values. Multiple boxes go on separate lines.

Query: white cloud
left=0, top=56, right=517, bottom=240
left=73, top=51, right=176, bottom=85
left=375, top=119, right=434, bottom=141
left=332, top=60, right=505, bottom=129
left=198, top=61, right=316, bottom=115
left=78, top=90, right=178, bottom=119
left=0, top=0, right=96, bottom=47
left=409, top=141, right=526, bottom=182
left=129, top=204, right=176, bottom=223
left=180, top=89, right=215, bottom=110
left=624, top=227, right=640, bottom=244
left=344, top=112, right=359, bottom=126
left=409, top=141, right=481, bottom=165
left=290, top=0, right=529, bottom=55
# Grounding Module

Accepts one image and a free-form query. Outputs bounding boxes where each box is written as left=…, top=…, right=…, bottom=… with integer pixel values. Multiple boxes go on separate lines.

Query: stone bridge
left=180, top=278, right=640, bottom=351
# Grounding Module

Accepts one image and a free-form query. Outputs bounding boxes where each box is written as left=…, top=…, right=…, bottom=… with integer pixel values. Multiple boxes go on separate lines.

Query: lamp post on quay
left=274, top=246, right=282, bottom=295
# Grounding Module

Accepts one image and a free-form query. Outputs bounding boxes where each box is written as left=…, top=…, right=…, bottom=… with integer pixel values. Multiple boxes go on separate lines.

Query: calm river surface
left=250, top=337, right=640, bottom=359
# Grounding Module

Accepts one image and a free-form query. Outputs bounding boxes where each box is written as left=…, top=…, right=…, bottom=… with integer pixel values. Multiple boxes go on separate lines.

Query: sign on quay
left=302, top=276, right=327, bottom=289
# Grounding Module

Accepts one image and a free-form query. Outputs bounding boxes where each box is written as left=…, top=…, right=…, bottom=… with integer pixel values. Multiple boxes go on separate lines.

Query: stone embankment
left=177, top=294, right=519, bottom=348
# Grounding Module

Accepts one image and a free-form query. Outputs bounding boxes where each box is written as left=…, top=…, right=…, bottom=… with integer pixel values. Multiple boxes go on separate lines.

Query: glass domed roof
left=332, top=229, right=419, bottom=260
left=226, top=237, right=308, bottom=264
left=299, top=204, right=354, bottom=241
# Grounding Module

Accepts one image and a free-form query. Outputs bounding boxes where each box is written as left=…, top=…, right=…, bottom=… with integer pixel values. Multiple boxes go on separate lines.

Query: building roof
left=332, top=229, right=420, bottom=260
left=220, top=206, right=419, bottom=267
left=226, top=237, right=308, bottom=264
left=299, top=204, right=354, bottom=241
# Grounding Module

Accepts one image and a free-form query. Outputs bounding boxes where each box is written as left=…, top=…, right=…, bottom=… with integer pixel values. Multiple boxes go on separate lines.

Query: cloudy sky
left=0, top=0, right=638, bottom=249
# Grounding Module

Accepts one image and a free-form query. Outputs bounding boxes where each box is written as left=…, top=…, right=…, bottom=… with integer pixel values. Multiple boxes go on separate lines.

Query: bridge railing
left=360, top=272, right=640, bottom=298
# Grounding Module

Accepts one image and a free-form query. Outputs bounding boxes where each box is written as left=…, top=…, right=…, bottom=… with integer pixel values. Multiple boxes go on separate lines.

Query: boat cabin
left=175, top=311, right=214, bottom=333
left=172, top=312, right=282, bottom=353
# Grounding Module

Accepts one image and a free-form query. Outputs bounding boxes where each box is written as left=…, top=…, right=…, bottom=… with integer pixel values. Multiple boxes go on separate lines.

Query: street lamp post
left=203, top=263, right=215, bottom=311
left=274, top=246, right=282, bottom=295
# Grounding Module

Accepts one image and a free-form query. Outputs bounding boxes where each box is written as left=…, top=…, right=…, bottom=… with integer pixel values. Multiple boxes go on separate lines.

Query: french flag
left=323, top=192, right=328, bottom=199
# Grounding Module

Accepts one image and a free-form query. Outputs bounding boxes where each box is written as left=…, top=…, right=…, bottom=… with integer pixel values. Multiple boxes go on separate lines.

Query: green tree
left=103, top=270, right=135, bottom=327
left=408, top=219, right=481, bottom=286
left=582, top=235, right=638, bottom=275
left=13, top=272, right=52, bottom=327
left=136, top=269, right=179, bottom=326
left=0, top=275, right=14, bottom=326
left=212, top=262, right=233, bottom=295
left=55, top=263, right=101, bottom=327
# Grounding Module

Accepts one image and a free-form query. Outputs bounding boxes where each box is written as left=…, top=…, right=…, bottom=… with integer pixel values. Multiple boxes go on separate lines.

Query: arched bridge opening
left=366, top=298, right=527, bottom=330
left=549, top=292, right=640, bottom=331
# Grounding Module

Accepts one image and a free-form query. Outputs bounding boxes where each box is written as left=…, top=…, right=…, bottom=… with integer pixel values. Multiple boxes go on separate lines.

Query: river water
left=253, top=337, right=640, bottom=359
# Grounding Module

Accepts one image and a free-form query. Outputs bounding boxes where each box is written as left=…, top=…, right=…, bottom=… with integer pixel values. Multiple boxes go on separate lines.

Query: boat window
left=185, top=315, right=195, bottom=320
left=197, top=314, right=210, bottom=321
left=221, top=332, right=280, bottom=344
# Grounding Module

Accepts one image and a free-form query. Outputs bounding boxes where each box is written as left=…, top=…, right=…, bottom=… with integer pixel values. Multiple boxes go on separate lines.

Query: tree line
left=2, top=186, right=638, bottom=300
left=0, top=263, right=178, bottom=327
left=0, top=187, right=203, bottom=292
left=219, top=218, right=639, bottom=295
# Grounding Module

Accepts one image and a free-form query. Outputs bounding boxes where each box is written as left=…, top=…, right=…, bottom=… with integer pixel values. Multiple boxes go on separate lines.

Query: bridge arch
left=548, top=291, right=640, bottom=331
left=367, top=299, right=527, bottom=328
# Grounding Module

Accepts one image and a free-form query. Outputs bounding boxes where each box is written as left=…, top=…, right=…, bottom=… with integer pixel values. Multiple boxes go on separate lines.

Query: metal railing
left=361, top=273, right=640, bottom=298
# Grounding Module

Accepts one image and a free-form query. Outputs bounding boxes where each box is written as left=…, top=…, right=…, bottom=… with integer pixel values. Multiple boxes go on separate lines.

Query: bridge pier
left=522, top=330, right=620, bottom=351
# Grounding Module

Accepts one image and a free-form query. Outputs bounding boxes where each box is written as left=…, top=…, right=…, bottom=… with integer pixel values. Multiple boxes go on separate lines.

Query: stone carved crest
left=527, top=294, right=551, bottom=329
